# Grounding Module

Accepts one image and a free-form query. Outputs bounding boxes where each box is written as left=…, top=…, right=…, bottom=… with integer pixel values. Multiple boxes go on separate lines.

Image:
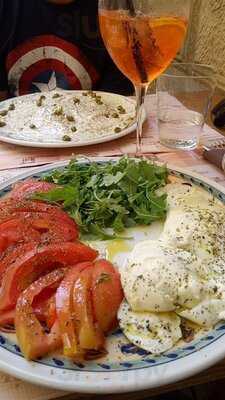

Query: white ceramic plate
left=0, top=159, right=225, bottom=394
left=0, top=91, right=137, bottom=148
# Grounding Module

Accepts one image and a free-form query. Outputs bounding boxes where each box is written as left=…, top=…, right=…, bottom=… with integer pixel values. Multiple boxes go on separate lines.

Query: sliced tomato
left=0, top=301, right=56, bottom=330
left=15, top=269, right=64, bottom=360
left=46, top=296, right=57, bottom=329
left=0, top=241, right=98, bottom=312
left=9, top=179, right=57, bottom=201
left=0, top=199, right=77, bottom=232
left=33, top=295, right=57, bottom=329
left=0, top=308, right=15, bottom=326
left=0, top=213, right=78, bottom=254
left=92, top=260, right=124, bottom=333
left=0, top=237, right=8, bottom=255
left=0, top=289, right=57, bottom=329
left=56, top=262, right=92, bottom=358
left=0, top=218, right=41, bottom=254
left=73, top=265, right=105, bottom=352
left=0, top=212, right=78, bottom=255
left=29, top=214, right=78, bottom=243
left=32, top=282, right=59, bottom=329
left=0, top=242, right=35, bottom=280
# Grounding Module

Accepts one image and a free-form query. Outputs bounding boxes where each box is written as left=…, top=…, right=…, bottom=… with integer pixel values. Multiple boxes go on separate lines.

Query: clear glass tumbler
left=156, top=63, right=216, bottom=150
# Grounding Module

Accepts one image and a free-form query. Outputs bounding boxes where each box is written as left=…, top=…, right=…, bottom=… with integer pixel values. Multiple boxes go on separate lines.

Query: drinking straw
left=124, top=1, right=148, bottom=82
left=126, top=0, right=135, bottom=16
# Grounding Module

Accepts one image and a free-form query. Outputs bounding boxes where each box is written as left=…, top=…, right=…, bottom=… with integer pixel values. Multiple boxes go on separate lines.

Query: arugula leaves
left=36, top=157, right=168, bottom=240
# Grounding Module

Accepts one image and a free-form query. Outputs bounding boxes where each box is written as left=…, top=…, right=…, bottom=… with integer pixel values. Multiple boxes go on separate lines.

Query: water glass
left=156, top=63, right=216, bottom=150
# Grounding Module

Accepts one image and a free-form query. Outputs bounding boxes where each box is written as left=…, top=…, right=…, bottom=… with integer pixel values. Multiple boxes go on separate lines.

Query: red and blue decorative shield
left=6, top=35, right=100, bottom=96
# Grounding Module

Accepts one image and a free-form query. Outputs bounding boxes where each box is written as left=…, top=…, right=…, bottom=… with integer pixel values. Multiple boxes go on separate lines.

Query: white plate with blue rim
left=0, top=158, right=225, bottom=394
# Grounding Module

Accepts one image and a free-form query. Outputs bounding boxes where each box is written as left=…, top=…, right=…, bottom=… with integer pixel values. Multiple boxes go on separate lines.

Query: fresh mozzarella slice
left=121, top=240, right=202, bottom=312
left=197, top=257, right=225, bottom=300
left=178, top=299, right=225, bottom=327
left=118, top=300, right=182, bottom=354
left=162, top=183, right=222, bottom=211
left=161, top=207, right=225, bottom=260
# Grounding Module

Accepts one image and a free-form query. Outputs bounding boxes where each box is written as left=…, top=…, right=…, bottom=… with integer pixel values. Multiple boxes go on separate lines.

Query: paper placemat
left=0, top=94, right=223, bottom=171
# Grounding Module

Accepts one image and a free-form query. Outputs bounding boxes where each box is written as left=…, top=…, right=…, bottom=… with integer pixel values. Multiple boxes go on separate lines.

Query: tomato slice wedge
left=73, top=265, right=105, bottom=353
left=0, top=241, right=98, bottom=312
left=0, top=291, right=57, bottom=329
left=56, top=262, right=93, bottom=358
left=32, top=282, right=59, bottom=329
left=92, top=260, right=124, bottom=333
left=45, top=296, right=57, bottom=329
left=56, top=262, right=106, bottom=359
left=33, top=295, right=56, bottom=329
left=8, top=179, right=57, bottom=201
left=0, top=212, right=78, bottom=255
left=0, top=300, right=56, bottom=330
left=0, top=218, right=41, bottom=254
left=15, top=269, right=64, bottom=360
left=0, top=308, right=15, bottom=327
left=29, top=214, right=78, bottom=243
left=0, top=199, right=77, bottom=231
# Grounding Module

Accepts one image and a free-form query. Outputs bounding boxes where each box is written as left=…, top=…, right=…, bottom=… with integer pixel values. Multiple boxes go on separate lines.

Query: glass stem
left=135, top=83, right=149, bottom=156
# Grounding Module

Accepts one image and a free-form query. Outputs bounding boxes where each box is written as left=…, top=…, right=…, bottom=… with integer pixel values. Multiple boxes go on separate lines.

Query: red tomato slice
left=32, top=282, right=59, bottom=329
left=33, top=295, right=57, bottom=329
left=0, top=218, right=41, bottom=254
left=0, top=237, right=8, bottom=255
left=29, top=214, right=78, bottom=243
left=15, top=269, right=64, bottom=360
left=46, top=296, right=57, bottom=329
left=92, top=260, right=124, bottom=333
left=0, top=289, right=57, bottom=329
left=0, top=301, right=56, bottom=329
left=0, top=213, right=78, bottom=253
left=0, top=212, right=78, bottom=255
left=8, top=179, right=57, bottom=201
left=0, top=199, right=77, bottom=232
left=56, top=262, right=93, bottom=358
left=0, top=308, right=15, bottom=326
left=0, top=242, right=35, bottom=280
left=0, top=241, right=98, bottom=312
left=73, top=265, right=105, bottom=352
